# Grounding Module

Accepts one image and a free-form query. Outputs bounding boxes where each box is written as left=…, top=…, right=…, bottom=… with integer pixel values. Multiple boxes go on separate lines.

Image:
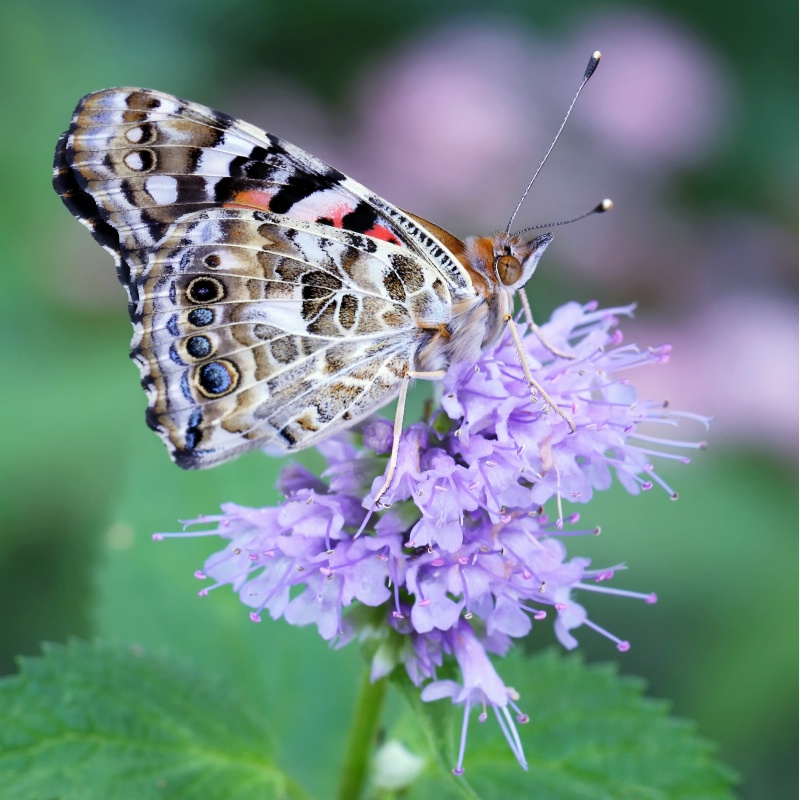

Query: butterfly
left=53, top=58, right=601, bottom=489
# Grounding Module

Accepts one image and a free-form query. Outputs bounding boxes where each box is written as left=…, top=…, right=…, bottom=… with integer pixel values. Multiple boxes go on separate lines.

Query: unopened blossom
left=156, top=300, right=708, bottom=773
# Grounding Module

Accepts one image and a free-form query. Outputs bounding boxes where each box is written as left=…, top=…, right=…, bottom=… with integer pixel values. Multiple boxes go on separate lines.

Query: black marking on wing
left=53, top=130, right=121, bottom=261
left=207, top=108, right=236, bottom=131
left=139, top=209, right=169, bottom=244
left=278, top=426, right=299, bottom=447
left=344, top=231, right=377, bottom=253
left=126, top=92, right=161, bottom=111
left=228, top=155, right=276, bottom=181
left=145, top=406, right=162, bottom=433
left=213, top=139, right=285, bottom=201
left=214, top=177, right=249, bottom=203
left=119, top=179, right=137, bottom=207
left=182, top=409, right=204, bottom=457
left=175, top=174, right=209, bottom=206
left=268, top=168, right=346, bottom=214
left=341, top=202, right=378, bottom=234
left=186, top=147, right=204, bottom=171
left=53, top=128, right=143, bottom=321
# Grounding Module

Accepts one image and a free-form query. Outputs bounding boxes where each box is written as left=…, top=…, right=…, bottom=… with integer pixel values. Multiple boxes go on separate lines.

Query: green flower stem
left=335, top=666, right=388, bottom=800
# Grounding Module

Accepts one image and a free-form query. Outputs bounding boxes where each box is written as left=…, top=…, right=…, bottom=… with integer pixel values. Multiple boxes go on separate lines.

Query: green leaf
left=391, top=650, right=736, bottom=800
left=91, top=442, right=364, bottom=800
left=0, top=640, right=308, bottom=800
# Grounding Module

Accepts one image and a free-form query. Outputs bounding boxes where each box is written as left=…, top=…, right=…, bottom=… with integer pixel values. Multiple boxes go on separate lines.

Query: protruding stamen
left=577, top=582, right=658, bottom=603
left=493, top=705, right=528, bottom=771
left=452, top=697, right=471, bottom=775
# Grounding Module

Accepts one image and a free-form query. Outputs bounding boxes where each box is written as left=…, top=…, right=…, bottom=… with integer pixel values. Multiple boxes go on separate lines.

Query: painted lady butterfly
left=53, top=54, right=602, bottom=489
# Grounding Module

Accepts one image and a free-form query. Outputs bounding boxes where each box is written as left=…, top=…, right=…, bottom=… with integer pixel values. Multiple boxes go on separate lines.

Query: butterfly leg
left=504, top=314, right=576, bottom=433
left=517, top=289, right=576, bottom=360
left=374, top=369, right=447, bottom=508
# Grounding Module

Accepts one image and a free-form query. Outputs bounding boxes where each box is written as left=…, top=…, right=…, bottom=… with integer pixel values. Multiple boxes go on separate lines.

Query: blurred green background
left=0, top=1, right=795, bottom=798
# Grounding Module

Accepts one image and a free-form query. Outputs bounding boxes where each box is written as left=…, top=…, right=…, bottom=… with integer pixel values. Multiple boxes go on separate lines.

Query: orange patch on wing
left=363, top=224, right=401, bottom=246
left=224, top=189, right=273, bottom=211
left=321, top=205, right=401, bottom=245
left=324, top=204, right=350, bottom=226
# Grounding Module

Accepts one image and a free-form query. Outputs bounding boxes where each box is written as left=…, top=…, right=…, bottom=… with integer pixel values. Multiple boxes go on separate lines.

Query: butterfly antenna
left=504, top=50, right=602, bottom=235
left=514, top=198, right=613, bottom=236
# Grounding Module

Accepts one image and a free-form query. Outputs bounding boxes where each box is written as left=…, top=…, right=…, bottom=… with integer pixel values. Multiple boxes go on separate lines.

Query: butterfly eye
left=495, top=255, right=523, bottom=286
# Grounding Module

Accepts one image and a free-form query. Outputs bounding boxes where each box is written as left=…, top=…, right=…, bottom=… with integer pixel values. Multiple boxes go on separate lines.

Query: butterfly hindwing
left=131, top=206, right=452, bottom=467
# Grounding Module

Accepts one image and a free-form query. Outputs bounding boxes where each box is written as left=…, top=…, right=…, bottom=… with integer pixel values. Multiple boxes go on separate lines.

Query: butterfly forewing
left=54, top=88, right=471, bottom=467
left=55, top=88, right=472, bottom=288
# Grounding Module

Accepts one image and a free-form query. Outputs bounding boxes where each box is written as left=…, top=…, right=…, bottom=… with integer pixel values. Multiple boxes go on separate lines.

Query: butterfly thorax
left=413, top=230, right=553, bottom=372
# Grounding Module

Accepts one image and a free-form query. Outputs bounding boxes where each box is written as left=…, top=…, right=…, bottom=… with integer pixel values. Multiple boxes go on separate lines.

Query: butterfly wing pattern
left=54, top=88, right=555, bottom=469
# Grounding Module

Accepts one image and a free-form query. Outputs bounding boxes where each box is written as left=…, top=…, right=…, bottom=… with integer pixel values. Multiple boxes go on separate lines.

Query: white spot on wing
left=145, top=175, right=179, bottom=205
left=196, top=147, right=238, bottom=176
left=187, top=219, right=223, bottom=244
left=124, top=151, right=145, bottom=171
left=219, top=130, right=260, bottom=157
left=125, top=126, right=144, bottom=143
left=288, top=188, right=353, bottom=222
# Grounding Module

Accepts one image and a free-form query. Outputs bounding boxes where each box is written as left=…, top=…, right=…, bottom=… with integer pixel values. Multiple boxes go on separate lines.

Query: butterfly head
left=465, top=231, right=553, bottom=295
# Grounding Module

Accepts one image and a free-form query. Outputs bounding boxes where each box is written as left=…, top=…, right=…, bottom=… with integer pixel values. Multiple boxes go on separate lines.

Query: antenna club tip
left=584, top=51, right=602, bottom=80
left=600, top=198, right=613, bottom=212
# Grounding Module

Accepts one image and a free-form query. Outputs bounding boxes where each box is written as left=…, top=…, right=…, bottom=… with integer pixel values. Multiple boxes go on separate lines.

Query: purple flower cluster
left=156, top=301, right=708, bottom=774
